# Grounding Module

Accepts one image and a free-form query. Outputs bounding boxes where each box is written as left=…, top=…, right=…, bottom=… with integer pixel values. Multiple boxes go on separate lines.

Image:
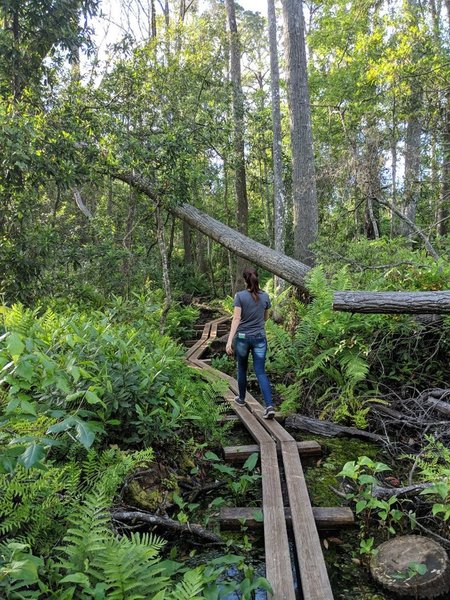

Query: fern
left=60, top=487, right=112, bottom=573
left=160, top=567, right=205, bottom=600
left=92, top=533, right=168, bottom=600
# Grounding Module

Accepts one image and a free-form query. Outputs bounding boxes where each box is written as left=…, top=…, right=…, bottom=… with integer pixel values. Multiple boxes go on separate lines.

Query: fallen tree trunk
left=111, top=508, right=224, bottom=545
left=285, top=414, right=384, bottom=442
left=114, top=171, right=311, bottom=292
left=333, top=291, right=450, bottom=314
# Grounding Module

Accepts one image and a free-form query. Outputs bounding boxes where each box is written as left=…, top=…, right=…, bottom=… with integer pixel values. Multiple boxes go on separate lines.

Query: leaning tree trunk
left=225, top=0, right=249, bottom=291
left=281, top=0, right=318, bottom=266
left=114, top=171, right=312, bottom=292
left=268, top=0, right=286, bottom=290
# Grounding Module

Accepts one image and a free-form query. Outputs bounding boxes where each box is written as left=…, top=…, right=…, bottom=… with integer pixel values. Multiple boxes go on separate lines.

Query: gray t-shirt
left=234, top=290, right=271, bottom=337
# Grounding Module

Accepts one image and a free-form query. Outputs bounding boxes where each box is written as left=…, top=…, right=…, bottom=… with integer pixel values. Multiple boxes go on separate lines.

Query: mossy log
left=370, top=535, right=450, bottom=598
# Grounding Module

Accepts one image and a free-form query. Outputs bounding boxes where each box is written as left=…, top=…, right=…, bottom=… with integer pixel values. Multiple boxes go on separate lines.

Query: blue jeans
left=235, top=335, right=273, bottom=407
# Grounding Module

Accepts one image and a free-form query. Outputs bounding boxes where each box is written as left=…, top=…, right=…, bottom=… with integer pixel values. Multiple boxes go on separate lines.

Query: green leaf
left=85, top=390, right=105, bottom=407
left=46, top=417, right=75, bottom=434
left=20, top=399, right=37, bottom=416
left=18, top=443, right=45, bottom=469
left=358, top=474, right=377, bottom=485
left=243, top=452, right=259, bottom=472
left=205, top=451, right=220, bottom=461
left=60, top=573, right=91, bottom=586
left=355, top=500, right=368, bottom=513
left=74, top=418, right=96, bottom=448
left=252, top=509, right=264, bottom=522
left=7, top=332, right=25, bottom=359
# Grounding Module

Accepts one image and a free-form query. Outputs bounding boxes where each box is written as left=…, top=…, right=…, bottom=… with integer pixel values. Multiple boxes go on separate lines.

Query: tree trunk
left=363, top=124, right=381, bottom=239
left=225, top=0, right=249, bottom=291
left=156, top=204, right=172, bottom=333
left=268, top=0, right=286, bottom=290
left=437, top=2, right=450, bottom=236
left=400, top=0, right=422, bottom=237
left=281, top=0, right=318, bottom=266
left=183, top=220, right=193, bottom=266
left=114, top=171, right=312, bottom=292
left=333, top=291, right=450, bottom=314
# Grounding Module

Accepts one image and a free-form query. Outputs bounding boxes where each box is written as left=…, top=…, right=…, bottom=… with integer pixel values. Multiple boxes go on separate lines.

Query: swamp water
left=214, top=432, right=410, bottom=599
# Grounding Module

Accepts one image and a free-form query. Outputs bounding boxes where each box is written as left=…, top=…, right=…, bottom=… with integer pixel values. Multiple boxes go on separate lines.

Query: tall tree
left=225, top=0, right=249, bottom=290
left=399, top=0, right=422, bottom=237
left=281, top=0, right=318, bottom=266
left=267, top=0, right=286, bottom=288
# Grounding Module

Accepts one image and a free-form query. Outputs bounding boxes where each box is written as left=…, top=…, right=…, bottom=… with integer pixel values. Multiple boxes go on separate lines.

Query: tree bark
left=400, top=0, right=422, bottom=237
left=156, top=204, right=172, bottom=333
left=285, top=414, right=383, bottom=442
left=111, top=508, right=223, bottom=545
left=281, top=0, right=318, bottom=266
left=333, top=291, right=450, bottom=314
left=114, top=171, right=312, bottom=292
left=267, top=0, right=286, bottom=290
left=225, top=0, right=249, bottom=291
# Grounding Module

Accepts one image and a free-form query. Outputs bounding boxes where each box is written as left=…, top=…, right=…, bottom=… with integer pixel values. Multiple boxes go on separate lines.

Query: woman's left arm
left=226, top=307, right=242, bottom=355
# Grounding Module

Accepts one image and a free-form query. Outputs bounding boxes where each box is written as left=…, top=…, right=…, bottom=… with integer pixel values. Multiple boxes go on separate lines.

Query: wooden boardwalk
left=185, top=315, right=336, bottom=600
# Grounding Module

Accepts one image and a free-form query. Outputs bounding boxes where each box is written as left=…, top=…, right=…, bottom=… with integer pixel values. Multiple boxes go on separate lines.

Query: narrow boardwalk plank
left=260, top=442, right=296, bottom=600
left=282, top=441, right=334, bottom=599
left=223, top=441, right=322, bottom=462
left=220, top=506, right=354, bottom=530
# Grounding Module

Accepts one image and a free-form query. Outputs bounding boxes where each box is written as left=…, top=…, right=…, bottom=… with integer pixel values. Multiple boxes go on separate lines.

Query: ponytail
left=243, top=267, right=260, bottom=301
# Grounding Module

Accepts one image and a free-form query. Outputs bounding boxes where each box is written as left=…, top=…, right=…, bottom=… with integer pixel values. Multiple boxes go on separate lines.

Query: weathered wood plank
left=281, top=441, right=334, bottom=600
left=223, top=441, right=322, bottom=463
left=260, top=443, right=296, bottom=600
left=222, top=391, right=274, bottom=445
left=219, top=506, right=354, bottom=531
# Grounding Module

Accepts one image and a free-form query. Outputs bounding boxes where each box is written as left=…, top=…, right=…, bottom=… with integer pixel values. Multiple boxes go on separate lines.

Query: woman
left=226, top=267, right=275, bottom=419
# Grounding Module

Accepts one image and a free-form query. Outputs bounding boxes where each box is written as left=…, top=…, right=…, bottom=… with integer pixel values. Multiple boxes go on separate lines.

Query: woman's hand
left=226, top=342, right=233, bottom=356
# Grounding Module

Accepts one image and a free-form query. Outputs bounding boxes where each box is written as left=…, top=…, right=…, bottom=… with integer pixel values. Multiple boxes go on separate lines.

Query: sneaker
left=234, top=396, right=246, bottom=406
left=263, top=405, right=275, bottom=420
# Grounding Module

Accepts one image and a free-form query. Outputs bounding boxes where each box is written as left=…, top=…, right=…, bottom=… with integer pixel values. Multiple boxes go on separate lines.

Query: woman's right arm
left=226, top=306, right=242, bottom=355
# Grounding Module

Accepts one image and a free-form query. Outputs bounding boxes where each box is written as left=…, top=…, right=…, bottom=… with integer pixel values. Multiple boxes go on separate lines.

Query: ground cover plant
left=0, top=297, right=270, bottom=598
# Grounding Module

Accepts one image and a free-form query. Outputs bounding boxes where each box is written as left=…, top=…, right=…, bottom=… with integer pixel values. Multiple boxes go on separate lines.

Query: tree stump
left=370, top=535, right=450, bottom=598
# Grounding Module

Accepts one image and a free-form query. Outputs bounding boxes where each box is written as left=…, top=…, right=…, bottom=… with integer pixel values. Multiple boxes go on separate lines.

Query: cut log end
left=370, top=535, right=450, bottom=598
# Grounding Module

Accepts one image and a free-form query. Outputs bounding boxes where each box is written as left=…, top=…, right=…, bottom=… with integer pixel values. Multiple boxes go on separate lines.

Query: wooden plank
left=281, top=441, right=334, bottom=600
left=219, top=506, right=354, bottom=531
left=222, top=391, right=274, bottom=445
left=185, top=322, right=211, bottom=359
left=260, top=443, right=296, bottom=600
left=223, top=440, right=322, bottom=463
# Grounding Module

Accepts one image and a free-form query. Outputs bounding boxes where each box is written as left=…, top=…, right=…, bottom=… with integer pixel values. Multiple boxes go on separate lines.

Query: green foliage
left=339, top=456, right=407, bottom=546
left=269, top=267, right=449, bottom=426
left=203, top=450, right=261, bottom=504
left=0, top=300, right=224, bottom=468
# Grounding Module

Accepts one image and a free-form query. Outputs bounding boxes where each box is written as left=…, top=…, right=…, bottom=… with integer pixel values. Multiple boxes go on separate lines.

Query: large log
left=285, top=414, right=384, bottom=442
left=333, top=291, right=450, bottom=314
left=115, top=171, right=311, bottom=292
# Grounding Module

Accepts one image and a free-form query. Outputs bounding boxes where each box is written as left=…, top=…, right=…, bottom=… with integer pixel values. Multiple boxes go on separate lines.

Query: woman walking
left=226, top=267, right=275, bottom=419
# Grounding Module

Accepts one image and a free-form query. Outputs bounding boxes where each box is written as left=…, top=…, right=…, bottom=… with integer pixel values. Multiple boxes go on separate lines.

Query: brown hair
left=243, top=267, right=260, bottom=301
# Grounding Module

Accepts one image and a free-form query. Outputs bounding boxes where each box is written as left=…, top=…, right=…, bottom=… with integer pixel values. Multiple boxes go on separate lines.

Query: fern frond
left=164, top=567, right=205, bottom=599
left=92, top=532, right=168, bottom=599
left=339, top=351, right=369, bottom=385
left=60, top=487, right=112, bottom=573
